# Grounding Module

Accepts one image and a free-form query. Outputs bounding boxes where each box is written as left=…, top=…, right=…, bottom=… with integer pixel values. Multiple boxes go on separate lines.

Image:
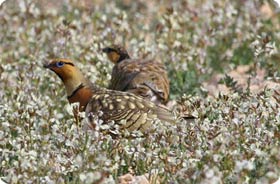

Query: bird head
left=102, top=44, right=130, bottom=64
left=44, top=58, right=88, bottom=96
left=44, top=58, right=77, bottom=81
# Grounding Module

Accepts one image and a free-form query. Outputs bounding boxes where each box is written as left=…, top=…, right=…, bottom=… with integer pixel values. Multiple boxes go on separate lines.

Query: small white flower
left=274, top=0, right=280, bottom=7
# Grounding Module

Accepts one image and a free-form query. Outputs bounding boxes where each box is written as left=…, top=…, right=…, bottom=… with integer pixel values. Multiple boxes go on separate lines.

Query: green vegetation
left=0, top=0, right=280, bottom=183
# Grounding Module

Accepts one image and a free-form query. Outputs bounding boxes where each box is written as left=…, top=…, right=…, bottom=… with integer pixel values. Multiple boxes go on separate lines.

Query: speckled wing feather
left=109, top=59, right=170, bottom=104
left=85, top=88, right=174, bottom=132
left=109, top=65, right=140, bottom=91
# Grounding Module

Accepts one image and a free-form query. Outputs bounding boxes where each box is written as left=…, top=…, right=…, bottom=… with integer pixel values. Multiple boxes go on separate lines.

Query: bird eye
left=56, top=61, right=64, bottom=68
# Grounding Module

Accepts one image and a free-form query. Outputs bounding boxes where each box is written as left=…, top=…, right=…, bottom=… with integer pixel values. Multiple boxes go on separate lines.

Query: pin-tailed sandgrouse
left=44, top=58, right=175, bottom=133
left=102, top=45, right=170, bottom=105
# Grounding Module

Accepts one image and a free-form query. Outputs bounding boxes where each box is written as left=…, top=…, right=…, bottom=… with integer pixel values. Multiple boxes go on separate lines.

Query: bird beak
left=43, top=59, right=53, bottom=69
left=43, top=64, right=49, bottom=68
left=43, top=62, right=51, bottom=69
left=101, top=48, right=108, bottom=53
left=102, top=47, right=112, bottom=53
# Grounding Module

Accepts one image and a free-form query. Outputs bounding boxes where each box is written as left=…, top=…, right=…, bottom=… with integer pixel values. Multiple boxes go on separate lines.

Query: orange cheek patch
left=51, top=66, right=73, bottom=81
left=108, top=52, right=120, bottom=64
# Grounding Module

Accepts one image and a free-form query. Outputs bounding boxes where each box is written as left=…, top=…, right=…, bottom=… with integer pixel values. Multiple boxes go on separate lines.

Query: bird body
left=86, top=89, right=173, bottom=132
left=44, top=58, right=175, bottom=133
left=102, top=45, right=170, bottom=105
left=67, top=84, right=93, bottom=111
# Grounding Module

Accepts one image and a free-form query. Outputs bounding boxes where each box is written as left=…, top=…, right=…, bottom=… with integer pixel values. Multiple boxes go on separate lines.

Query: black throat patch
left=67, top=83, right=85, bottom=99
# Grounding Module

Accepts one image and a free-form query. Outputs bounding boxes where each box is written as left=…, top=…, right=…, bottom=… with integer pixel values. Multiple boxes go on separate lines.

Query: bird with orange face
left=44, top=58, right=175, bottom=133
left=102, top=45, right=170, bottom=105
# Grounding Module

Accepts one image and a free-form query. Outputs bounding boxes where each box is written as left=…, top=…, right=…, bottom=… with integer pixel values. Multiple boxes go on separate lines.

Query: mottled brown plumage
left=102, top=45, right=170, bottom=105
left=44, top=58, right=174, bottom=133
